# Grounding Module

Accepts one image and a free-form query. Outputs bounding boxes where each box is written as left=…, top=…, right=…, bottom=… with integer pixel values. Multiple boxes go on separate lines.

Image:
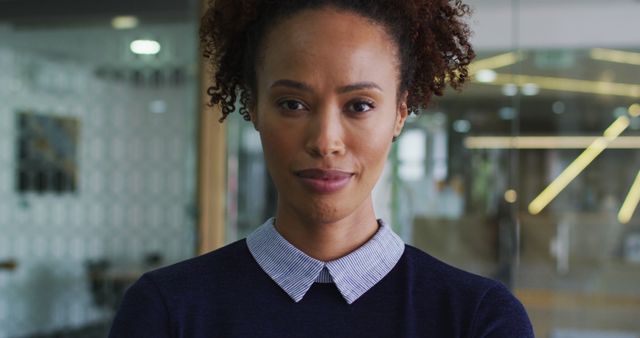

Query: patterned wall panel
left=0, top=34, right=198, bottom=337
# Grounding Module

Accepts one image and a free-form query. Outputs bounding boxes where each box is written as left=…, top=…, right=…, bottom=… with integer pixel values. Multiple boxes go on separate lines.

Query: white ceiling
left=469, top=1, right=640, bottom=49
left=0, top=0, right=638, bottom=66
left=0, top=22, right=198, bottom=68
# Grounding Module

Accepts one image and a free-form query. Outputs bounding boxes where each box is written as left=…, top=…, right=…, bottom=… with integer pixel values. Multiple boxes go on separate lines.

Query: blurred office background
left=0, top=0, right=638, bottom=337
left=0, top=0, right=201, bottom=337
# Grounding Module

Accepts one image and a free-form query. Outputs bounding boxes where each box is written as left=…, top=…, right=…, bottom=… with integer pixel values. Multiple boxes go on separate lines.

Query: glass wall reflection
left=0, top=1, right=200, bottom=337
left=414, top=47, right=640, bottom=336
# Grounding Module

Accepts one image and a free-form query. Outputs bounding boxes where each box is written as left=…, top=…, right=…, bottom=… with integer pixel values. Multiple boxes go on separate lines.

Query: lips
left=295, top=169, right=353, bottom=180
left=294, top=169, right=354, bottom=194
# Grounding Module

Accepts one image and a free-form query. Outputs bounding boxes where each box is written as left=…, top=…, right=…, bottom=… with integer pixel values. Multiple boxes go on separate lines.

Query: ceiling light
left=619, top=170, right=640, bottom=224
left=483, top=74, right=639, bottom=98
left=469, top=52, right=524, bottom=74
left=552, top=101, right=565, bottom=114
left=130, top=40, right=161, bottom=55
left=475, top=69, right=497, bottom=83
left=464, top=135, right=640, bottom=149
left=504, top=189, right=518, bottom=204
left=452, top=119, right=471, bottom=133
left=528, top=116, right=630, bottom=215
left=112, top=16, right=139, bottom=29
left=630, top=103, right=640, bottom=117
left=521, top=83, right=540, bottom=96
left=590, top=48, right=640, bottom=66
left=499, top=107, right=516, bottom=120
left=501, top=83, right=518, bottom=96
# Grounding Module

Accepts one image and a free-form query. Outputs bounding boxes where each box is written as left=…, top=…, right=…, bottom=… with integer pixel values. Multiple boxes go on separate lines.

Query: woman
left=110, top=0, right=534, bottom=337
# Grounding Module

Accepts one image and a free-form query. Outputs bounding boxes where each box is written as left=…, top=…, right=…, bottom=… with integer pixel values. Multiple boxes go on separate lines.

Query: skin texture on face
left=251, top=6, right=408, bottom=260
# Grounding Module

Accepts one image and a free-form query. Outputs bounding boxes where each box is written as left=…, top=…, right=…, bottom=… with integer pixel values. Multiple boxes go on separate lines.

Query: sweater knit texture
left=109, top=240, right=534, bottom=338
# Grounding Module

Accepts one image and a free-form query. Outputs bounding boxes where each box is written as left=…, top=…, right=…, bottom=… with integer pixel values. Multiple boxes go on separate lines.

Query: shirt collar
left=246, top=218, right=405, bottom=304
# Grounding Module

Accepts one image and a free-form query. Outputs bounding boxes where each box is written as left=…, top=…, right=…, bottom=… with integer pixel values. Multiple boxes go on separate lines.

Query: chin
left=295, top=198, right=350, bottom=225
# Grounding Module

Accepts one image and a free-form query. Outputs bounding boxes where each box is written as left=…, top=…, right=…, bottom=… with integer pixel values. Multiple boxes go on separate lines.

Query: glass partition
left=0, top=3, right=200, bottom=337
left=404, top=46, right=640, bottom=337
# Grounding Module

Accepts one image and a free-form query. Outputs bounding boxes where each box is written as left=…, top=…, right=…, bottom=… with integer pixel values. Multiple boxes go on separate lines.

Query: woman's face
left=251, top=7, right=408, bottom=224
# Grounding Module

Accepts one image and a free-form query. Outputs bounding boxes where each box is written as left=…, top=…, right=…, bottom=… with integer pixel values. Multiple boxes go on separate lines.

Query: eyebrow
left=338, top=82, right=383, bottom=94
left=269, top=79, right=383, bottom=93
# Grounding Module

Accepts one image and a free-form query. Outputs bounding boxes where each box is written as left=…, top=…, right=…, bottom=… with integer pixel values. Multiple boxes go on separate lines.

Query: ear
left=393, top=91, right=409, bottom=137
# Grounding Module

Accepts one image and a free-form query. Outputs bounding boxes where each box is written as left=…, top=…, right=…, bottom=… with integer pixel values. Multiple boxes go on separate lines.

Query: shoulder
left=109, top=241, right=253, bottom=337
left=401, top=245, right=534, bottom=337
left=139, top=239, right=255, bottom=296
left=150, top=239, right=251, bottom=278
left=402, top=244, right=497, bottom=292
left=468, top=282, right=534, bottom=337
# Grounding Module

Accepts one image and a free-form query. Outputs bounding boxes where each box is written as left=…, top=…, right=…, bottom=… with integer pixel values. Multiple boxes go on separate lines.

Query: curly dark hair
left=200, top=0, right=475, bottom=122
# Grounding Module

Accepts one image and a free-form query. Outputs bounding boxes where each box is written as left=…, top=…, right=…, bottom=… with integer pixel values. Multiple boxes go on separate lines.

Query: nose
left=304, top=107, right=346, bottom=158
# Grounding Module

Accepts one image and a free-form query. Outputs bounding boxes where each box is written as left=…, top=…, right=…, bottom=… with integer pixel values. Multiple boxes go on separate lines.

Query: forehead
left=256, top=7, right=400, bottom=88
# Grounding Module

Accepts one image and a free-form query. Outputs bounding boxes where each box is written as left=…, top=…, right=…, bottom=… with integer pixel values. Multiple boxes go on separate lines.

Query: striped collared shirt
left=246, top=217, right=405, bottom=304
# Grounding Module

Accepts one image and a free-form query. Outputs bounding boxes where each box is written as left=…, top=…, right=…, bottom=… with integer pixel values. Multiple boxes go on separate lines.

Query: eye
left=278, top=99, right=307, bottom=111
left=348, top=100, right=375, bottom=114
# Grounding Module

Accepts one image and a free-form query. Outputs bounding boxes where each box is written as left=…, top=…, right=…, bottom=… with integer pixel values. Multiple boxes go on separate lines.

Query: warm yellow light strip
left=618, top=170, right=640, bottom=224
left=469, top=52, right=523, bottom=75
left=528, top=116, right=630, bottom=215
left=590, top=48, right=640, bottom=66
left=486, top=74, right=640, bottom=98
left=464, top=136, right=640, bottom=149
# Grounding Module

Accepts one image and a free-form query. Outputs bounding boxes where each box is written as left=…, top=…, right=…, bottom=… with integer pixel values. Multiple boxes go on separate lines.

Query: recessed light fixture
left=501, top=83, right=518, bottom=97
left=521, top=83, right=540, bottom=96
left=499, top=107, right=516, bottom=120
left=475, top=69, right=497, bottom=83
left=112, top=16, right=139, bottom=29
left=630, top=103, right=640, bottom=117
left=504, top=189, right=518, bottom=204
left=130, top=39, right=161, bottom=55
left=552, top=101, right=565, bottom=114
left=452, top=119, right=471, bottom=133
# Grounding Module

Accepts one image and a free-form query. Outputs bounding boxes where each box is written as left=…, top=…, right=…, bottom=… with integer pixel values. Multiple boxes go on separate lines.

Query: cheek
left=259, top=123, right=300, bottom=172
left=353, top=131, right=392, bottom=176
left=353, top=115, right=396, bottom=169
left=260, top=131, right=287, bottom=161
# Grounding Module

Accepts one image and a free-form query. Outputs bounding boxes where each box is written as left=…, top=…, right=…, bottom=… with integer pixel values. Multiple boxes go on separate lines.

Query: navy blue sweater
left=109, top=240, right=534, bottom=337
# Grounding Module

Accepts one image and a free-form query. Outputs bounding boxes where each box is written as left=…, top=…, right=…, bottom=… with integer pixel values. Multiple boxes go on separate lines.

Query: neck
left=274, top=196, right=379, bottom=261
